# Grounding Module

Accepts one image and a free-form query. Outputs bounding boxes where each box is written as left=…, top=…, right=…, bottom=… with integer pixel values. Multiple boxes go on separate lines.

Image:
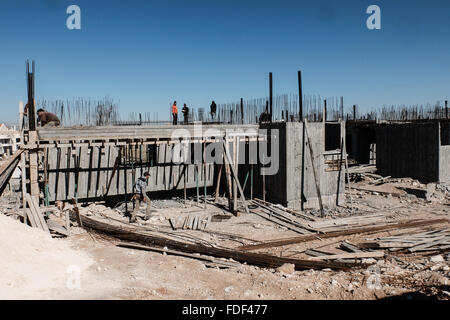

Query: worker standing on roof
left=172, top=101, right=178, bottom=125
left=182, top=104, right=189, bottom=124
left=210, top=101, right=217, bottom=120
left=37, top=109, right=61, bottom=127
left=131, top=171, right=151, bottom=223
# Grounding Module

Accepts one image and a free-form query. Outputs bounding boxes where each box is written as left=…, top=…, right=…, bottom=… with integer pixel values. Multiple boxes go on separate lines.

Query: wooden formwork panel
left=41, top=143, right=214, bottom=202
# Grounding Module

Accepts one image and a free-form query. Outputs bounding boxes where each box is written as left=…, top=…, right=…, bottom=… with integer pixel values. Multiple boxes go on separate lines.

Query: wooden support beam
left=223, top=139, right=249, bottom=214
left=304, top=120, right=324, bottom=217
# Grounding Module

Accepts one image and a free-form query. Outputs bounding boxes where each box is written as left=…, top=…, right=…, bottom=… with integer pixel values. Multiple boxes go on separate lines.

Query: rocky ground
left=0, top=175, right=449, bottom=300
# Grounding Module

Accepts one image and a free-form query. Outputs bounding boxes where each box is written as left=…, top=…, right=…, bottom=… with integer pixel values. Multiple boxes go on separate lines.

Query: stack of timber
left=238, top=218, right=448, bottom=252
left=249, top=199, right=319, bottom=234
left=169, top=215, right=211, bottom=231
left=69, top=210, right=356, bottom=271
left=24, top=193, right=49, bottom=234
left=358, top=228, right=450, bottom=253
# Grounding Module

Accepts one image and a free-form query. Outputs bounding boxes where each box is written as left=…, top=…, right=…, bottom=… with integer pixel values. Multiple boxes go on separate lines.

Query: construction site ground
left=0, top=177, right=449, bottom=300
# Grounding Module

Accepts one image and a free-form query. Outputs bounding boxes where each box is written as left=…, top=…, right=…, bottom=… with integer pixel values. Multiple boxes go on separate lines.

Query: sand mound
left=0, top=214, right=93, bottom=299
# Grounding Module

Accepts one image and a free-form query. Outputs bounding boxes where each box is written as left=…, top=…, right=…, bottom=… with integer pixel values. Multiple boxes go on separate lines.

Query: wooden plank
left=25, top=193, right=50, bottom=233
left=308, top=251, right=385, bottom=261
left=47, top=219, right=69, bottom=236
left=340, top=240, right=363, bottom=253
left=104, top=155, right=120, bottom=197
left=25, top=208, right=39, bottom=228
left=223, top=139, right=249, bottom=214
left=193, top=216, right=199, bottom=230
left=169, top=218, right=177, bottom=230
left=71, top=198, right=83, bottom=227
left=408, top=236, right=449, bottom=252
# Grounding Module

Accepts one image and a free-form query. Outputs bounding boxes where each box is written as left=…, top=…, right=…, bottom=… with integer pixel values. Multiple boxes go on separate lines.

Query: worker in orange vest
left=172, top=101, right=178, bottom=125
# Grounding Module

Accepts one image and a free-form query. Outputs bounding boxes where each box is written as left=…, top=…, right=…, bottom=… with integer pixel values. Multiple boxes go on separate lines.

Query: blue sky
left=0, top=0, right=449, bottom=123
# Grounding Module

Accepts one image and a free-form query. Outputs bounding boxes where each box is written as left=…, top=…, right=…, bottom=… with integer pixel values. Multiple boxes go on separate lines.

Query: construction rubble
left=1, top=167, right=449, bottom=299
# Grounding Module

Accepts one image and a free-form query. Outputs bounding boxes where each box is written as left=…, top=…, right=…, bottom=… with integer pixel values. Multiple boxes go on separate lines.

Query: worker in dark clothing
left=172, top=101, right=178, bottom=125
left=131, top=172, right=151, bottom=223
left=259, top=104, right=270, bottom=124
left=182, top=104, right=189, bottom=124
left=210, top=101, right=217, bottom=119
left=37, top=109, right=61, bottom=127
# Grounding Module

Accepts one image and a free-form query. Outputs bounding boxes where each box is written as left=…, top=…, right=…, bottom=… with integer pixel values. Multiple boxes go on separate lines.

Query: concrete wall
left=439, top=146, right=450, bottom=184
left=376, top=123, right=440, bottom=182
left=259, top=122, right=345, bottom=210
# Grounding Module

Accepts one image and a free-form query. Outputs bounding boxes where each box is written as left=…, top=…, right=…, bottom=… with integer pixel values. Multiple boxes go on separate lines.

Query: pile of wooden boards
left=358, top=228, right=450, bottom=253
left=22, top=193, right=70, bottom=236
left=24, top=193, right=49, bottom=233
left=0, top=149, right=23, bottom=196
left=248, top=198, right=318, bottom=234
left=169, top=215, right=211, bottom=231
left=71, top=210, right=355, bottom=270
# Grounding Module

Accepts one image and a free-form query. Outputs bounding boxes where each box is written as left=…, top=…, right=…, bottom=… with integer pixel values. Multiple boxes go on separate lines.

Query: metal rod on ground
left=304, top=119, right=325, bottom=218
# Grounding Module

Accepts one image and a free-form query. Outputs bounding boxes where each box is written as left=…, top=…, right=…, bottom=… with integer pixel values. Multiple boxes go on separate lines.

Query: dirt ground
left=0, top=176, right=449, bottom=300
